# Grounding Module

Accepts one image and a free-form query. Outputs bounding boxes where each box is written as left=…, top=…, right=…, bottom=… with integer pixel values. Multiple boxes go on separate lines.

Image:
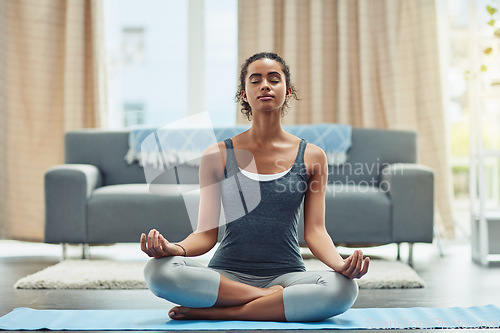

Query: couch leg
left=396, top=243, right=401, bottom=260
left=61, top=243, right=67, bottom=261
left=434, top=227, right=445, bottom=257
left=408, top=243, right=414, bottom=267
left=82, top=243, right=90, bottom=259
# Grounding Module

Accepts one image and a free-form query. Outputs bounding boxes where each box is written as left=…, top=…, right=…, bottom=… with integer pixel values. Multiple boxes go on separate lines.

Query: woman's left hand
left=336, top=250, right=370, bottom=279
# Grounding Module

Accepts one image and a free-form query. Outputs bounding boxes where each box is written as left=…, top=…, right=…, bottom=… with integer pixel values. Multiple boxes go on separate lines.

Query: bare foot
left=168, top=306, right=190, bottom=320
left=168, top=305, right=237, bottom=320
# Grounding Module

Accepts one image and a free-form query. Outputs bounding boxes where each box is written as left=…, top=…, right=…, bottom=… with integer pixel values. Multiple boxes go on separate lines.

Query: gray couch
left=44, top=127, right=434, bottom=264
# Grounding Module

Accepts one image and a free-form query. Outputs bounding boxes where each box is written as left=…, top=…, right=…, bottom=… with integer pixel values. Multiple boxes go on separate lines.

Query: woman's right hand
left=140, top=229, right=182, bottom=258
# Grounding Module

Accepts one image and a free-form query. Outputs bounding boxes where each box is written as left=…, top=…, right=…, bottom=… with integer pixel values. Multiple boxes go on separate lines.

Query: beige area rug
left=14, top=259, right=425, bottom=290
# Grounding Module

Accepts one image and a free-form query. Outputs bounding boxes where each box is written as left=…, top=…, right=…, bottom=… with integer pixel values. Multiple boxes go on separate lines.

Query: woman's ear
left=285, top=87, right=292, bottom=99
left=241, top=90, right=248, bottom=102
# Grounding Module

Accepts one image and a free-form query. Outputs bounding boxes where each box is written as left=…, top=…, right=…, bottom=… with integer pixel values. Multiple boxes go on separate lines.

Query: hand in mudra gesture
left=140, top=229, right=182, bottom=258
left=336, top=250, right=370, bottom=279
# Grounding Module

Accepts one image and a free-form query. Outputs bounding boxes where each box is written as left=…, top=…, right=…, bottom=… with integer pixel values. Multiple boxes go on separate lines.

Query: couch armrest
left=44, top=164, right=102, bottom=244
left=380, top=163, right=434, bottom=243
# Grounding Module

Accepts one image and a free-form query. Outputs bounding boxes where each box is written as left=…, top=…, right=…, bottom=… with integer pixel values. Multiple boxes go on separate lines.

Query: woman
left=140, top=52, right=369, bottom=322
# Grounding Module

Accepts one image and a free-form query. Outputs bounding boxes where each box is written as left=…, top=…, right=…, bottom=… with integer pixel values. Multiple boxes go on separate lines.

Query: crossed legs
left=144, top=256, right=358, bottom=322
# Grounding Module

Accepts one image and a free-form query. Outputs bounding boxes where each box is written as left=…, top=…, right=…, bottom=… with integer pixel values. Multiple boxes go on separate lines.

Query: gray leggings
left=144, top=256, right=359, bottom=322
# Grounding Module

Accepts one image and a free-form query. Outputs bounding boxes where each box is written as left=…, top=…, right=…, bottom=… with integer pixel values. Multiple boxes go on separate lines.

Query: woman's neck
left=248, top=112, right=286, bottom=145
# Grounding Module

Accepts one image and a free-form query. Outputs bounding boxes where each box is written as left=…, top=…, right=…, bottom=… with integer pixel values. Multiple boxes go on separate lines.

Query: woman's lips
left=258, top=95, right=273, bottom=101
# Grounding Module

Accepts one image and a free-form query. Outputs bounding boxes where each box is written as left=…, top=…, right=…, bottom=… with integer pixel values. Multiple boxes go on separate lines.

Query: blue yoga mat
left=0, top=305, right=499, bottom=330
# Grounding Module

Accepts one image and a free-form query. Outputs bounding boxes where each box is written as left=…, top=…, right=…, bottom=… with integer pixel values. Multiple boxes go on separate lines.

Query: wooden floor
left=1, top=239, right=499, bottom=332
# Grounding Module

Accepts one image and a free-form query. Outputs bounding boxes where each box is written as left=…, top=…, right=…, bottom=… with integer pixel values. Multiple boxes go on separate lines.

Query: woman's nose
left=260, top=80, right=270, bottom=90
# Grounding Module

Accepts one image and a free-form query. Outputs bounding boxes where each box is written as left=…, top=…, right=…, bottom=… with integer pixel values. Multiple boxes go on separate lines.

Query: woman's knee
left=143, top=256, right=184, bottom=296
left=283, top=272, right=358, bottom=322
left=321, top=272, right=358, bottom=315
left=143, top=256, right=221, bottom=308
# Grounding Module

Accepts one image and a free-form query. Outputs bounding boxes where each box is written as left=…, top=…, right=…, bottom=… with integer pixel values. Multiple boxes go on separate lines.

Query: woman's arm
left=141, top=142, right=225, bottom=258
left=303, top=144, right=369, bottom=279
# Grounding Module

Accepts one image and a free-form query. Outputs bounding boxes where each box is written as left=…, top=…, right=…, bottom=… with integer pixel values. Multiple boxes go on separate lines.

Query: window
left=103, top=0, right=237, bottom=129
left=122, top=27, right=145, bottom=65
left=123, top=102, right=145, bottom=127
left=442, top=0, right=500, bottom=237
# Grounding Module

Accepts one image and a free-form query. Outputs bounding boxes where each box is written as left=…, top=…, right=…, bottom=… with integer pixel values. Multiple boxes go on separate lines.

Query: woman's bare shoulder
left=203, top=141, right=226, bottom=156
left=304, top=142, right=327, bottom=165
left=200, top=142, right=227, bottom=178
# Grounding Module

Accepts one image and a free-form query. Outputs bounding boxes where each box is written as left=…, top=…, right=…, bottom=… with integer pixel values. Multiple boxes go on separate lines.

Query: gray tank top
left=208, top=137, right=308, bottom=276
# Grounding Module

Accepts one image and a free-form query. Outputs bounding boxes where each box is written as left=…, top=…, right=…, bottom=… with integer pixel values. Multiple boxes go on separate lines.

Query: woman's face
left=242, top=58, right=290, bottom=116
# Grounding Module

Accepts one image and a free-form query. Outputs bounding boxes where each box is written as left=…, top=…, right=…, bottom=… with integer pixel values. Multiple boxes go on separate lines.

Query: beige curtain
left=238, top=0, right=455, bottom=238
left=0, top=0, right=106, bottom=241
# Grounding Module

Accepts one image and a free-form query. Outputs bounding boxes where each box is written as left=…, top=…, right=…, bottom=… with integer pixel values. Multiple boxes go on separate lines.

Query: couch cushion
left=328, top=128, right=416, bottom=186
left=299, top=185, right=391, bottom=244
left=325, top=185, right=392, bottom=243
left=87, top=184, right=196, bottom=243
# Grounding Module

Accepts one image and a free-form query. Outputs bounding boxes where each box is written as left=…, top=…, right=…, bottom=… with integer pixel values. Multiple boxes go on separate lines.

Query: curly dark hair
left=236, top=52, right=299, bottom=121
